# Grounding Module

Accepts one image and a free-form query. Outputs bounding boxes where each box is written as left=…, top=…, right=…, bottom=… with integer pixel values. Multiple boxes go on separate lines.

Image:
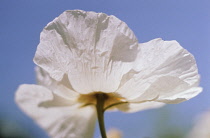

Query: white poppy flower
left=15, top=10, right=202, bottom=138
left=187, top=111, right=210, bottom=138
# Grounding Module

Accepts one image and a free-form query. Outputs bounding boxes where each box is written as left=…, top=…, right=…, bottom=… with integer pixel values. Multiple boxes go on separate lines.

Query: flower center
left=78, top=92, right=127, bottom=110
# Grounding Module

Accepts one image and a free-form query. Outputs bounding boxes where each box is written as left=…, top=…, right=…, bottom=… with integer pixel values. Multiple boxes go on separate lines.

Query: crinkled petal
left=34, top=10, right=139, bottom=94
left=117, top=101, right=165, bottom=113
left=116, top=38, right=202, bottom=104
left=15, top=84, right=96, bottom=138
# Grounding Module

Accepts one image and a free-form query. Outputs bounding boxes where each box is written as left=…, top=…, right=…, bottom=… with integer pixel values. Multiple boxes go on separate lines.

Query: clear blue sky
left=0, top=0, right=209, bottom=137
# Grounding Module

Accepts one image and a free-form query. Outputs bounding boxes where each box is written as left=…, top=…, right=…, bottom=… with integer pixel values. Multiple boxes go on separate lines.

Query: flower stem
left=96, top=93, right=107, bottom=138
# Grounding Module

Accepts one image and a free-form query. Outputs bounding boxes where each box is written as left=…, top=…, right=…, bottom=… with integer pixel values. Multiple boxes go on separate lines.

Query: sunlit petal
left=116, top=38, right=201, bottom=104
left=34, top=10, right=139, bottom=94
left=117, top=101, right=165, bottom=113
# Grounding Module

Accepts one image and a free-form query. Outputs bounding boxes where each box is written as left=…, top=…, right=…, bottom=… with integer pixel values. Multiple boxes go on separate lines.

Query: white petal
left=156, top=84, right=202, bottom=104
left=117, top=101, right=165, bottom=113
left=15, top=84, right=96, bottom=138
left=34, top=10, right=139, bottom=94
left=117, top=38, right=201, bottom=103
left=35, top=66, right=55, bottom=88
left=35, top=66, right=79, bottom=101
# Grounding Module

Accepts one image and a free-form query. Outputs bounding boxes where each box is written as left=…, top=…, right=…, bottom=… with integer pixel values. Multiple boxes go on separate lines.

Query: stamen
left=78, top=92, right=126, bottom=110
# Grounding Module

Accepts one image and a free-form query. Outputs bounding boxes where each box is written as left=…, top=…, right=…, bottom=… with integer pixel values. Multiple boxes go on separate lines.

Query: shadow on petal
left=38, top=93, right=75, bottom=108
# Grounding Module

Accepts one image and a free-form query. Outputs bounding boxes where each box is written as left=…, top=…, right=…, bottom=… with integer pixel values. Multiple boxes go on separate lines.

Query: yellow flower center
left=78, top=92, right=127, bottom=110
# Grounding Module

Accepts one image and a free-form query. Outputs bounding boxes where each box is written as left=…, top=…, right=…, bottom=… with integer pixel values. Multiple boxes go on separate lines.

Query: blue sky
left=0, top=0, right=209, bottom=137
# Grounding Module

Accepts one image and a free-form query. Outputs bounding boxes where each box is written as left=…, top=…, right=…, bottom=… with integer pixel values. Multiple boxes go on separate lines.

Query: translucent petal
left=15, top=84, right=96, bottom=138
left=117, top=101, right=165, bottom=113
left=34, top=10, right=139, bottom=94
left=156, top=83, right=202, bottom=104
left=116, top=38, right=201, bottom=103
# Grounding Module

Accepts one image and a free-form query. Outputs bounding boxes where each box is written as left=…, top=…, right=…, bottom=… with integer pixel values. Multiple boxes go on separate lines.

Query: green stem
left=96, top=94, right=107, bottom=138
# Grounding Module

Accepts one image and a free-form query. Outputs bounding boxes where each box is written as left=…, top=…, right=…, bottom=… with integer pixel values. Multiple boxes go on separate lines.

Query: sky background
left=0, top=0, right=209, bottom=138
